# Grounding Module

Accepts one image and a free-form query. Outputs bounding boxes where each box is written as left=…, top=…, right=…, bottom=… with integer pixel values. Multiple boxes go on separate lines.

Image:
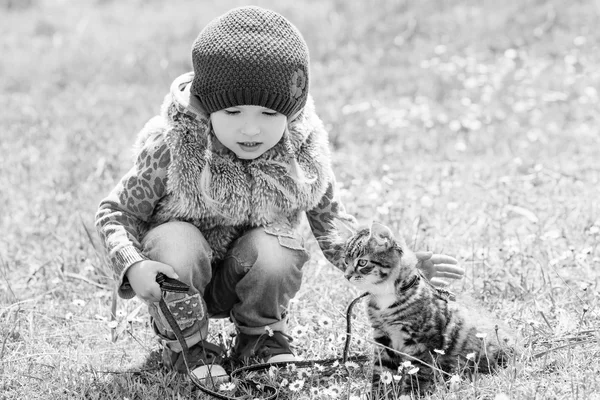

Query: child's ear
left=368, top=222, right=394, bottom=249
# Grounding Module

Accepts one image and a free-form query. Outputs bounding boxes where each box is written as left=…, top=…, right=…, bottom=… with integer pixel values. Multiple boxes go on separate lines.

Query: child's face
left=210, top=106, right=287, bottom=160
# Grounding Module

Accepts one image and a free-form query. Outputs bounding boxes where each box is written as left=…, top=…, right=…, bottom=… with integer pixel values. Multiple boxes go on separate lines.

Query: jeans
left=142, top=221, right=309, bottom=351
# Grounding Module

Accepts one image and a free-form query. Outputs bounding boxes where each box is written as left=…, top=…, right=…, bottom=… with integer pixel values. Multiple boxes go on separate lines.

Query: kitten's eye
left=357, top=259, right=368, bottom=267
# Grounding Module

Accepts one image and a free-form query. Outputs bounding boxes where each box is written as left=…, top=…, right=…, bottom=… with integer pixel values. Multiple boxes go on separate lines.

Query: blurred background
left=2, top=0, right=599, bottom=398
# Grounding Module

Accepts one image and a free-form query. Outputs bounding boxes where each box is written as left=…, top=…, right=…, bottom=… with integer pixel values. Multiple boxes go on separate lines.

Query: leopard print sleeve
left=95, top=130, right=170, bottom=296
left=307, top=175, right=358, bottom=272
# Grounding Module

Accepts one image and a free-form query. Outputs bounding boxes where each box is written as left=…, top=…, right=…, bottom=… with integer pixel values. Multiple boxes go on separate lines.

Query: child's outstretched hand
left=415, top=252, right=463, bottom=287
left=126, top=260, right=180, bottom=303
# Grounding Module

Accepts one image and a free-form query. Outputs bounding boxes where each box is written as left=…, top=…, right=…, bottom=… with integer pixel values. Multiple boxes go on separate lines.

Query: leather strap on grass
left=156, top=273, right=368, bottom=399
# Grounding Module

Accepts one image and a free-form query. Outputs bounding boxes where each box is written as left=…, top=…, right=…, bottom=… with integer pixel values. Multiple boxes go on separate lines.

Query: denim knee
left=236, top=226, right=309, bottom=279
left=142, top=221, right=213, bottom=349
left=223, top=226, right=309, bottom=334
left=141, top=221, right=213, bottom=287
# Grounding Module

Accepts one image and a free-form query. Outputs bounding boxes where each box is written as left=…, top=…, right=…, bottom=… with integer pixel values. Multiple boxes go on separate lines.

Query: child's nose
left=241, top=124, right=260, bottom=136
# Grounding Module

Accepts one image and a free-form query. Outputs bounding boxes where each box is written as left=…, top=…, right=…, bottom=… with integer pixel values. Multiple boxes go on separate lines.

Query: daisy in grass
left=268, top=365, right=277, bottom=378
left=288, top=379, right=305, bottom=392
left=380, top=371, right=393, bottom=385
left=291, top=324, right=309, bottom=338
left=401, top=360, right=412, bottom=369
left=286, top=363, right=297, bottom=373
left=449, top=374, right=461, bottom=391
left=328, top=384, right=343, bottom=397
left=296, top=368, right=309, bottom=379
left=265, top=326, right=274, bottom=337
left=219, top=382, right=236, bottom=392
left=317, top=315, right=333, bottom=328
left=314, top=363, right=326, bottom=372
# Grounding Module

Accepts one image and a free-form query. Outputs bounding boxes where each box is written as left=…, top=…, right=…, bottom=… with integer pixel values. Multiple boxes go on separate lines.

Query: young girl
left=95, top=6, right=462, bottom=381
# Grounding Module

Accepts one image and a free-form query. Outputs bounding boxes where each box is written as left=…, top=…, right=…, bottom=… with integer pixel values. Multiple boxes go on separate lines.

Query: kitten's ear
left=369, top=222, right=395, bottom=249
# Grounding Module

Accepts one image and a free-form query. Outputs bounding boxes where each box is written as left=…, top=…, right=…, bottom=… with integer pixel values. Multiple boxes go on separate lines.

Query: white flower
left=265, top=326, right=274, bottom=337
left=296, top=369, right=308, bottom=379
left=218, top=382, right=236, bottom=392
left=279, top=378, right=289, bottom=387
left=288, top=379, right=305, bottom=392
left=72, top=299, right=85, bottom=307
left=466, top=352, right=476, bottom=360
left=344, top=361, right=359, bottom=369
left=433, top=349, right=445, bottom=355
left=318, top=316, right=333, bottom=328
left=292, top=324, right=308, bottom=338
left=268, top=365, right=277, bottom=378
left=380, top=371, right=393, bottom=384
left=408, top=367, right=420, bottom=375
left=286, top=363, right=297, bottom=373
left=449, top=374, right=461, bottom=391
left=328, top=385, right=343, bottom=397
left=476, top=332, right=488, bottom=339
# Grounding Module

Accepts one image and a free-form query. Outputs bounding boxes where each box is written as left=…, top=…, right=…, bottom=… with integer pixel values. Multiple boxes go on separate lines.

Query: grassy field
left=1, top=0, right=600, bottom=398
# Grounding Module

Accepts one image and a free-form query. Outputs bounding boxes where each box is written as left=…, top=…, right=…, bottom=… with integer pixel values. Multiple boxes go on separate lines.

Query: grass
left=1, top=0, right=599, bottom=398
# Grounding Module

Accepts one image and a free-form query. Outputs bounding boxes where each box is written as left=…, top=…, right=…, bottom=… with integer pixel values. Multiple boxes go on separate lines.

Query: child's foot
left=163, top=340, right=229, bottom=384
left=234, top=330, right=297, bottom=363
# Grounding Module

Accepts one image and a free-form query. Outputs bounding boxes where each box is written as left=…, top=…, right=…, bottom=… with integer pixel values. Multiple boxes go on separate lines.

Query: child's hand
left=126, top=260, right=179, bottom=303
left=415, top=252, right=463, bottom=287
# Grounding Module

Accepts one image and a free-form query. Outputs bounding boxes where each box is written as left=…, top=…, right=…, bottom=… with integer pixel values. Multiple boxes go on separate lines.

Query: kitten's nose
left=344, top=273, right=352, bottom=280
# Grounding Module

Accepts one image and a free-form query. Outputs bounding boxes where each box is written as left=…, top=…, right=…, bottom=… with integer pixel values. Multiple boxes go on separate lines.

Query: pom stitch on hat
left=190, top=6, right=310, bottom=118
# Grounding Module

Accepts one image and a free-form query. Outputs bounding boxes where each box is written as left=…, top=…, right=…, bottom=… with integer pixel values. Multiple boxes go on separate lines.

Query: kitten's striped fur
left=344, top=222, right=517, bottom=397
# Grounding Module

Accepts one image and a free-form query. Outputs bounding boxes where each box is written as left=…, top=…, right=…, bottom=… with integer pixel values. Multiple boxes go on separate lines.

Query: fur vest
left=136, top=73, right=333, bottom=261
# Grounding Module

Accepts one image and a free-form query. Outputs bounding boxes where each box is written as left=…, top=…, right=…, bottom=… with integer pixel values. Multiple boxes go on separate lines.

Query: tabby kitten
left=344, top=222, right=516, bottom=397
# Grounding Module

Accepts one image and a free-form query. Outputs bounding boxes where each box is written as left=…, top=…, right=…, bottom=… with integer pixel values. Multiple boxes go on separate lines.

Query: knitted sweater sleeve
left=95, top=129, right=170, bottom=298
left=306, top=174, right=358, bottom=272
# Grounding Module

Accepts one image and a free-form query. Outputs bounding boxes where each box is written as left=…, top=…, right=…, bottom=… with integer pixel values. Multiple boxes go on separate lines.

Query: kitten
left=343, top=222, right=517, bottom=397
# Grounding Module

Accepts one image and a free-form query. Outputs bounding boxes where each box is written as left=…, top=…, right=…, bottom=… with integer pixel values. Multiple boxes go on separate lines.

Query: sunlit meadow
left=1, top=0, right=599, bottom=399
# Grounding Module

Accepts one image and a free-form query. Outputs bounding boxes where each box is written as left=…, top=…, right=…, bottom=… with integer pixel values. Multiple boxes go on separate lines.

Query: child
left=95, top=6, right=462, bottom=381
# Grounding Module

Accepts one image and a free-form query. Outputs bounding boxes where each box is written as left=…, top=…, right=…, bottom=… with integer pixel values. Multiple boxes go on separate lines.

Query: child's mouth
left=238, top=142, right=262, bottom=151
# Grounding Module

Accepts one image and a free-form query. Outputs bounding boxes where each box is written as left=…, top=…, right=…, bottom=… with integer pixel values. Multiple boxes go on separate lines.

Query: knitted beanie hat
left=190, top=6, right=309, bottom=118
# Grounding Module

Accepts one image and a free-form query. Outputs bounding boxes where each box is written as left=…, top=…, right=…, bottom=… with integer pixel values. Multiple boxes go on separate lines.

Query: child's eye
left=262, top=111, right=278, bottom=117
left=224, top=109, right=240, bottom=115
